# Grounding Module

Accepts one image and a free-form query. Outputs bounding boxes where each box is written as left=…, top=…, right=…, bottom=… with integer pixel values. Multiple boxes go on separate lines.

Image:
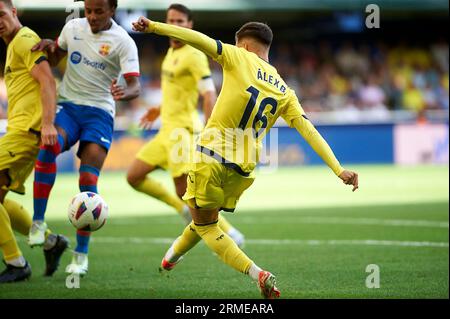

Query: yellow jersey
left=4, top=27, right=47, bottom=133
left=160, top=44, right=211, bottom=133
left=149, top=22, right=344, bottom=176
left=200, top=43, right=303, bottom=173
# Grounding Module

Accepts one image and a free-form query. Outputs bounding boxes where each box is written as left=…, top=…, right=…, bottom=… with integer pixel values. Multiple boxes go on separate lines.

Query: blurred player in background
left=0, top=0, right=68, bottom=283
left=133, top=17, right=359, bottom=298
left=28, top=0, right=141, bottom=276
left=126, top=4, right=245, bottom=246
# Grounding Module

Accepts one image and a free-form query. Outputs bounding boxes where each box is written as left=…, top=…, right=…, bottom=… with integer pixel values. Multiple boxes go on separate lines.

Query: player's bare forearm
left=111, top=76, right=141, bottom=101
left=121, top=81, right=141, bottom=101
left=132, top=17, right=218, bottom=59
left=40, top=80, right=56, bottom=127
left=31, top=60, right=58, bottom=145
left=202, top=90, right=216, bottom=123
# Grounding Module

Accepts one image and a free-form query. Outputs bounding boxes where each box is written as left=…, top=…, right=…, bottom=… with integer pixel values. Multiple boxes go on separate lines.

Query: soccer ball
left=68, top=192, right=108, bottom=231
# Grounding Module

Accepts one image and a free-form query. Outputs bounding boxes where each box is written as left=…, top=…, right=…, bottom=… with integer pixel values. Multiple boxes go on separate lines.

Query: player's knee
left=39, top=140, right=62, bottom=155
left=175, top=187, right=186, bottom=199
left=0, top=188, right=7, bottom=203
left=126, top=171, right=143, bottom=188
left=0, top=171, right=11, bottom=202
left=173, top=176, right=187, bottom=198
left=0, top=170, right=9, bottom=185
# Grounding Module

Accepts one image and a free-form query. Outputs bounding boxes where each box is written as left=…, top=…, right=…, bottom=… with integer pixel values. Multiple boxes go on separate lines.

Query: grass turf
left=0, top=165, right=448, bottom=299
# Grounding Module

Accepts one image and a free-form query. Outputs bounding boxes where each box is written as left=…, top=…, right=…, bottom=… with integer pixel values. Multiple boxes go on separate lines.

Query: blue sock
left=75, top=165, right=100, bottom=254
left=75, top=230, right=90, bottom=254
left=33, top=134, right=65, bottom=221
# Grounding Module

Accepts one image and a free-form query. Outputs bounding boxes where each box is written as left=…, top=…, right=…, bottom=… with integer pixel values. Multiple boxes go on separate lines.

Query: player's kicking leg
left=160, top=205, right=280, bottom=299
left=65, top=142, right=106, bottom=276
left=29, top=127, right=70, bottom=276
left=173, top=174, right=246, bottom=247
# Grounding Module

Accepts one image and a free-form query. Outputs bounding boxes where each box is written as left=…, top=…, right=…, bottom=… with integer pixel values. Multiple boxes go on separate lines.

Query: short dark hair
left=235, top=22, right=273, bottom=47
left=76, top=0, right=117, bottom=9
left=108, top=0, right=117, bottom=9
left=0, top=0, right=13, bottom=8
left=167, top=3, right=193, bottom=21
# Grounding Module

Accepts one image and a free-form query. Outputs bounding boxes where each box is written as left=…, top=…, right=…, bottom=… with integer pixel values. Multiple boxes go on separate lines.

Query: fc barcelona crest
left=99, top=44, right=111, bottom=56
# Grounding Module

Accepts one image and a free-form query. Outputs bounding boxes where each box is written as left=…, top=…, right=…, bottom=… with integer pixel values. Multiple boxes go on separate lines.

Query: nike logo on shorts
left=8, top=151, right=16, bottom=158
left=100, top=137, right=111, bottom=144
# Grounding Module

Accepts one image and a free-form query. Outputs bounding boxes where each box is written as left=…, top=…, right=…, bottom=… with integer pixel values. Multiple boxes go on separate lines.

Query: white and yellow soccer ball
left=68, top=192, right=108, bottom=231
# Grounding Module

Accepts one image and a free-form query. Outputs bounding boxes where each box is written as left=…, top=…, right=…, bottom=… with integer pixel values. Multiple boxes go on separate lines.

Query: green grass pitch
left=0, top=165, right=448, bottom=299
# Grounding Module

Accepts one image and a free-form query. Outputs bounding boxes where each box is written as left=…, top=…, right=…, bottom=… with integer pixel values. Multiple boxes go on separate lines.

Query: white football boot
left=28, top=221, right=47, bottom=247
left=65, top=252, right=88, bottom=276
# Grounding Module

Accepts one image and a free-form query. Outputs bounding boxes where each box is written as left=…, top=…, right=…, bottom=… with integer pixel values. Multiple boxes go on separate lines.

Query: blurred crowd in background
left=1, top=38, right=449, bottom=125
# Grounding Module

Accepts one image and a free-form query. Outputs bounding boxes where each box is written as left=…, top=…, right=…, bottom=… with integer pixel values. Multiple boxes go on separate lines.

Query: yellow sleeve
left=14, top=32, right=48, bottom=72
left=148, top=22, right=239, bottom=69
left=149, top=22, right=219, bottom=59
left=280, top=90, right=305, bottom=127
left=282, top=91, right=344, bottom=176
left=188, top=51, right=211, bottom=83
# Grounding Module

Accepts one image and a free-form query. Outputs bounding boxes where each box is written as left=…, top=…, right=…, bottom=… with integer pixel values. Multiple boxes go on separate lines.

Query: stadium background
left=0, top=0, right=448, bottom=299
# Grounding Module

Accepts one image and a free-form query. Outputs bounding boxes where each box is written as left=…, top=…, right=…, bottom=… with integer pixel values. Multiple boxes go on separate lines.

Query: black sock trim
left=194, top=220, right=219, bottom=226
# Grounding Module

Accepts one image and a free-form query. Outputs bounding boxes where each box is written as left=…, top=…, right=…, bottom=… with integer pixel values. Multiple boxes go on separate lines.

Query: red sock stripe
left=33, top=182, right=53, bottom=198
left=77, top=230, right=91, bottom=236
left=35, top=160, right=57, bottom=173
left=79, top=172, right=98, bottom=186
left=40, top=142, right=61, bottom=155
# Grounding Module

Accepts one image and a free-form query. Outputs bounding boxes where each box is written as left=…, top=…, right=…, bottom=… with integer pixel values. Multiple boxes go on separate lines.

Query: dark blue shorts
left=55, top=101, right=114, bottom=156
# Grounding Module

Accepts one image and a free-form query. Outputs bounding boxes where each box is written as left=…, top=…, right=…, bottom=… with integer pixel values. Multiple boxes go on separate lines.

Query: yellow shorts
left=183, top=152, right=255, bottom=212
left=0, top=130, right=40, bottom=195
left=136, top=129, right=195, bottom=178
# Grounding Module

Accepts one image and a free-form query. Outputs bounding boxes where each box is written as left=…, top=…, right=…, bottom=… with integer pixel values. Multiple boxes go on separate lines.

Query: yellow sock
left=134, top=178, right=185, bottom=214
left=173, top=222, right=202, bottom=256
left=3, top=199, right=32, bottom=236
left=0, top=203, right=22, bottom=262
left=3, top=199, right=52, bottom=239
left=195, top=222, right=253, bottom=274
left=217, top=214, right=232, bottom=233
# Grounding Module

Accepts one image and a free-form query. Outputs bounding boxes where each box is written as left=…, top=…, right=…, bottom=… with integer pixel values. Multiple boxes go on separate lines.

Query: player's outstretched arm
left=132, top=17, right=219, bottom=59
left=292, top=116, right=359, bottom=192
left=110, top=76, right=141, bottom=101
left=30, top=60, right=58, bottom=146
left=31, top=39, right=67, bottom=67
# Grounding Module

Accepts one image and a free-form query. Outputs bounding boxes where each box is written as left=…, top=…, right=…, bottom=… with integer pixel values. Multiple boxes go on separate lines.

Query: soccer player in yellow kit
left=132, top=17, right=359, bottom=298
left=127, top=4, right=245, bottom=246
left=0, top=0, right=68, bottom=283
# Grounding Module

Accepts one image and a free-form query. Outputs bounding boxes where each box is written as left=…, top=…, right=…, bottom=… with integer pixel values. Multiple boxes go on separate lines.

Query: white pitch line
left=238, top=217, right=449, bottom=228
left=109, top=217, right=449, bottom=229
left=89, top=237, right=449, bottom=248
